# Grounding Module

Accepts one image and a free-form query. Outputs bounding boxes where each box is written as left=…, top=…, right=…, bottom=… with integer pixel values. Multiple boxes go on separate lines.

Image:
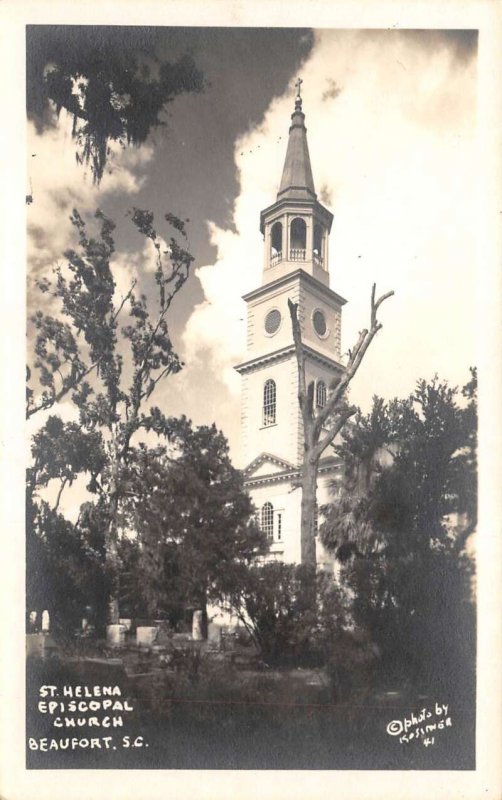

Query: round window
left=313, top=309, right=327, bottom=337
left=265, top=309, right=281, bottom=335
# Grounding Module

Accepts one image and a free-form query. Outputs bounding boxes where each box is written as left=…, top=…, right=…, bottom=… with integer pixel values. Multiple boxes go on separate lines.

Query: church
left=235, top=85, right=347, bottom=571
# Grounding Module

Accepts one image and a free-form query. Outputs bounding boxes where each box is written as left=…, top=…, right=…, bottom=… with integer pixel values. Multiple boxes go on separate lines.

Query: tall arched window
left=270, top=221, right=283, bottom=265
left=290, top=217, right=306, bottom=260
left=263, top=379, right=276, bottom=426
left=261, top=502, right=274, bottom=540
left=316, top=380, right=327, bottom=408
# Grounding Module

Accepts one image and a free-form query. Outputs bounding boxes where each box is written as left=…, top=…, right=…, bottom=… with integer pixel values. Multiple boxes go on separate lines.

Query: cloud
left=27, top=111, right=153, bottom=285
left=111, top=235, right=171, bottom=303
left=182, top=29, right=477, bottom=424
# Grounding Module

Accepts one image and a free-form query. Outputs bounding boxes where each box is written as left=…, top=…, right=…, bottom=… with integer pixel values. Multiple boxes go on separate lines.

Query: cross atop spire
left=294, top=77, right=303, bottom=112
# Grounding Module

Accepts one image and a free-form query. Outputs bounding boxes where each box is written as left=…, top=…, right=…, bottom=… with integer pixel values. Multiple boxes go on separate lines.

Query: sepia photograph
left=1, top=3, right=501, bottom=798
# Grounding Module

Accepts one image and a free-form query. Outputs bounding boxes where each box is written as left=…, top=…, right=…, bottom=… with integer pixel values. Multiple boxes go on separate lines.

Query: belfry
left=235, top=84, right=347, bottom=568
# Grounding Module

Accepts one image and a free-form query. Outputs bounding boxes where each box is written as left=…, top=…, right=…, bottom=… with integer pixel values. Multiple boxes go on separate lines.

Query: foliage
left=26, top=498, right=110, bottom=636
left=320, top=373, right=477, bottom=693
left=27, top=26, right=204, bottom=183
left=119, top=419, right=267, bottom=624
left=226, top=563, right=355, bottom=668
left=226, top=563, right=316, bottom=665
left=27, top=207, right=194, bottom=623
left=28, top=208, right=192, bottom=419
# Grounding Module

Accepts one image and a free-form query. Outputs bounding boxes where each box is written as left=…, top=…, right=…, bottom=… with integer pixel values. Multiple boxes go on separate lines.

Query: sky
left=26, top=26, right=478, bottom=470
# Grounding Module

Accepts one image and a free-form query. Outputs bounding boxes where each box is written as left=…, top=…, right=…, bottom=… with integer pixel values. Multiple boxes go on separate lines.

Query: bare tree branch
left=313, top=405, right=357, bottom=460
left=315, top=285, right=394, bottom=432
left=288, top=283, right=394, bottom=567
left=54, top=477, right=68, bottom=512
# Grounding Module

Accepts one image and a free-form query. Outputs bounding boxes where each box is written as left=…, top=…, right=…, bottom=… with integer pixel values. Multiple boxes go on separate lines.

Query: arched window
left=261, top=502, right=274, bottom=540
left=290, top=217, right=306, bottom=260
left=313, top=223, right=324, bottom=266
left=270, top=221, right=282, bottom=265
left=316, top=380, right=327, bottom=408
left=263, top=379, right=276, bottom=426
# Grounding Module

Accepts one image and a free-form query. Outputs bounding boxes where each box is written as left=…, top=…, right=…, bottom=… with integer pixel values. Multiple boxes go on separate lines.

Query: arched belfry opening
left=270, top=221, right=283, bottom=265
left=290, top=217, right=306, bottom=260
left=313, top=223, right=324, bottom=267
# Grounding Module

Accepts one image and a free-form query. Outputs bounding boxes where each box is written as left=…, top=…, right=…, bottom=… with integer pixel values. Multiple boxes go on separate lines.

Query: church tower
left=235, top=84, right=346, bottom=567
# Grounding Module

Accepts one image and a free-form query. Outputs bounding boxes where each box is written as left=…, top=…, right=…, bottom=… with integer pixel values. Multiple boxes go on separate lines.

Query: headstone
left=26, top=633, right=57, bottom=659
left=106, top=624, right=126, bottom=647
left=29, top=611, right=37, bottom=631
left=207, top=622, right=222, bottom=649
left=192, top=610, right=203, bottom=641
left=41, top=610, right=50, bottom=633
left=156, top=621, right=173, bottom=646
left=136, top=626, right=158, bottom=647
left=26, top=633, right=45, bottom=658
left=119, top=618, right=132, bottom=632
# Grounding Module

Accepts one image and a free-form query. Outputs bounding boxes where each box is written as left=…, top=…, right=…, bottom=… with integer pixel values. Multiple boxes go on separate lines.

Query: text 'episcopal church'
left=235, top=88, right=346, bottom=572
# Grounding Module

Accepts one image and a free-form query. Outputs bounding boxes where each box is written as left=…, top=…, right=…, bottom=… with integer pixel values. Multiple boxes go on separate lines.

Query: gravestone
left=192, top=610, right=203, bottom=641
left=136, top=626, right=158, bottom=647
left=41, top=610, right=50, bottom=633
left=106, top=624, right=126, bottom=647
left=207, top=622, right=222, bottom=649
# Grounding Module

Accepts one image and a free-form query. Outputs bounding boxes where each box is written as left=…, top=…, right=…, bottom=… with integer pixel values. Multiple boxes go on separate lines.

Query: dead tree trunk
left=300, top=453, right=319, bottom=566
left=288, top=283, right=394, bottom=569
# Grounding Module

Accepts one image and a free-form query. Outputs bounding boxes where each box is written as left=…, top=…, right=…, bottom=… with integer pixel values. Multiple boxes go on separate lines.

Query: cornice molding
left=235, top=342, right=346, bottom=375
left=243, top=457, right=342, bottom=488
left=242, top=268, right=347, bottom=307
left=259, top=197, right=333, bottom=234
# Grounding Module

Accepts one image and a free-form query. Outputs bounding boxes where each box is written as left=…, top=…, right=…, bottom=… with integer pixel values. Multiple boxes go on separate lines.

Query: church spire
left=277, top=78, right=316, bottom=201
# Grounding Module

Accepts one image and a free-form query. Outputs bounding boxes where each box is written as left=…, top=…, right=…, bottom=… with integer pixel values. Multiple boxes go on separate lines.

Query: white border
left=1, top=2, right=501, bottom=799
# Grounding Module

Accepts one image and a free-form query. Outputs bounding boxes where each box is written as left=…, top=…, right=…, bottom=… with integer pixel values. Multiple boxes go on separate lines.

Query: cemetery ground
left=26, top=624, right=475, bottom=771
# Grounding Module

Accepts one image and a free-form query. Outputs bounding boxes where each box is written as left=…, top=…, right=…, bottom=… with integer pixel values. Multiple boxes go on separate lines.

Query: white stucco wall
left=240, top=357, right=301, bottom=467
left=246, top=467, right=341, bottom=570
left=245, top=273, right=342, bottom=364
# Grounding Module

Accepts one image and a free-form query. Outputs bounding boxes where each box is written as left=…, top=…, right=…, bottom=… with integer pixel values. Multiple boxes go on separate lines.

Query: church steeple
left=277, top=80, right=316, bottom=201
left=259, top=81, right=333, bottom=288
left=235, top=82, right=346, bottom=569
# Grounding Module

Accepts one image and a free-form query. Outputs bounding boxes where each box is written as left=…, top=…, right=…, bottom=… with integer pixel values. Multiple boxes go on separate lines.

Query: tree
left=26, top=498, right=111, bottom=637
left=225, top=562, right=320, bottom=665
left=224, top=562, right=373, bottom=685
left=288, top=284, right=394, bottom=567
left=121, top=418, right=267, bottom=635
left=27, top=207, right=194, bottom=623
left=320, top=373, right=477, bottom=693
left=27, top=26, right=204, bottom=184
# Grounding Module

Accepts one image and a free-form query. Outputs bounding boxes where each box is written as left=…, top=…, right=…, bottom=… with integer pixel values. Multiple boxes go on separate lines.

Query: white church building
left=235, top=88, right=346, bottom=571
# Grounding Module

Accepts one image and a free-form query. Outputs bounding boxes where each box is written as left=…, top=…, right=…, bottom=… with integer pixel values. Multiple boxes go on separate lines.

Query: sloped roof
left=277, top=96, right=316, bottom=202
left=244, top=452, right=297, bottom=477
